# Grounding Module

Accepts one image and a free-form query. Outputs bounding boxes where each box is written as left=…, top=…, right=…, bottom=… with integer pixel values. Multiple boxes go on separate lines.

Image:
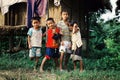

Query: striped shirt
left=57, top=20, right=71, bottom=41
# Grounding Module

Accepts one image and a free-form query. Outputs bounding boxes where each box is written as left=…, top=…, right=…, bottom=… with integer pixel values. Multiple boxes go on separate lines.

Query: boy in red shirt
left=40, top=18, right=61, bottom=72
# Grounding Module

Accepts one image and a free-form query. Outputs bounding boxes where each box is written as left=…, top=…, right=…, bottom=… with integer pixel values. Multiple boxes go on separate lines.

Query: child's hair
left=61, top=10, right=68, bottom=14
left=70, top=21, right=78, bottom=26
left=61, top=10, right=69, bottom=20
left=31, top=16, right=41, bottom=22
left=46, top=18, right=55, bottom=23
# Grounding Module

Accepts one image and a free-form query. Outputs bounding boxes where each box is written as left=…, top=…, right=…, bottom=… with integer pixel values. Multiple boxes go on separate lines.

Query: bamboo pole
left=45, top=0, right=49, bottom=42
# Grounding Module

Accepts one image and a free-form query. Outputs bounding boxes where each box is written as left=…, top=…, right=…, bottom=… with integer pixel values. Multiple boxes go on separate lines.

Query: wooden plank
left=0, top=25, right=28, bottom=36
left=0, top=11, right=5, bottom=26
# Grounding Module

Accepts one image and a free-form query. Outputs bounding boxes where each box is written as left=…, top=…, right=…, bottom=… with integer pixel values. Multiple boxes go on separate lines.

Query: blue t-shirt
left=27, top=27, right=42, bottom=47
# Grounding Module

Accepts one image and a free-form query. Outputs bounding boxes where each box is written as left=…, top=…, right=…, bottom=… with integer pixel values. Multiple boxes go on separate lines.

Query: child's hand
left=69, top=46, right=72, bottom=49
left=73, top=23, right=79, bottom=33
left=68, top=44, right=72, bottom=49
left=59, top=28, right=63, bottom=35
left=29, top=44, right=32, bottom=49
left=52, top=29, right=56, bottom=34
left=61, top=41, right=64, bottom=46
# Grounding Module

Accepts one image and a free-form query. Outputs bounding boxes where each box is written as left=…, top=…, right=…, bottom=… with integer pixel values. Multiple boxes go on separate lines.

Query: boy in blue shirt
left=27, top=17, right=42, bottom=71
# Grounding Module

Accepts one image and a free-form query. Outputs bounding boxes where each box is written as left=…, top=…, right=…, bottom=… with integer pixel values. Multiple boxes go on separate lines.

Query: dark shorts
left=45, top=48, right=60, bottom=59
left=73, top=47, right=82, bottom=56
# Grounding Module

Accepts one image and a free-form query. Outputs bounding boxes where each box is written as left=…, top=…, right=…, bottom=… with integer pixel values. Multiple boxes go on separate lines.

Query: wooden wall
left=0, top=0, right=87, bottom=28
left=0, top=1, right=87, bottom=37
left=0, top=10, right=5, bottom=26
left=49, top=0, right=61, bottom=24
left=41, top=0, right=61, bottom=26
left=5, top=2, right=27, bottom=26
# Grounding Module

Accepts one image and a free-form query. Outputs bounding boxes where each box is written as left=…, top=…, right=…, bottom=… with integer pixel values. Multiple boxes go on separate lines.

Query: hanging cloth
left=0, top=0, right=1, bottom=7
left=27, top=0, right=47, bottom=28
left=0, top=0, right=26, bottom=15
left=54, top=0, right=61, bottom=6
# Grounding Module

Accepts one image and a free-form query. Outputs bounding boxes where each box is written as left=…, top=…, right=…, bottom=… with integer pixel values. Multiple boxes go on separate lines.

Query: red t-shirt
left=46, top=27, right=60, bottom=48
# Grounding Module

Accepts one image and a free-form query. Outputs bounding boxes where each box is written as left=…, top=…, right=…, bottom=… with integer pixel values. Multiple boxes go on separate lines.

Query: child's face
left=73, top=23, right=79, bottom=31
left=69, top=25, right=73, bottom=31
left=61, top=12, right=69, bottom=21
left=46, top=20, right=55, bottom=29
left=32, top=20, right=40, bottom=28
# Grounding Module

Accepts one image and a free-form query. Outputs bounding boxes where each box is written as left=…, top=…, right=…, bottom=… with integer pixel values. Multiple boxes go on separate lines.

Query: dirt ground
left=0, top=69, right=59, bottom=80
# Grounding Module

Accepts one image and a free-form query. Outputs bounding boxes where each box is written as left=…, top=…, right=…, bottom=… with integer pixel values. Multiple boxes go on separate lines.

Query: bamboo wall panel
left=0, top=11, right=5, bottom=26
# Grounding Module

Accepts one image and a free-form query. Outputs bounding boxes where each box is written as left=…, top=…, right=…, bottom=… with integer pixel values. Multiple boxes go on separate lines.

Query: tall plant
left=88, top=12, right=107, bottom=59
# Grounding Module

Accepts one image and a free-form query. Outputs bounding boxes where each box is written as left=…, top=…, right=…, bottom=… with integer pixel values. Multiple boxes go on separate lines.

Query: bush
left=88, top=12, right=120, bottom=70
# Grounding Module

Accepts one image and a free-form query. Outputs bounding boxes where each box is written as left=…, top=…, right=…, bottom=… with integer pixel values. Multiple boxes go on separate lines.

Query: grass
left=0, top=69, right=120, bottom=80
left=0, top=50, right=120, bottom=80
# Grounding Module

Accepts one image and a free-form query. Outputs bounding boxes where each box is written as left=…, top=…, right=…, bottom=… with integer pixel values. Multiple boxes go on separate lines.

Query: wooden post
left=46, top=0, right=49, bottom=19
left=45, top=0, right=49, bottom=42
left=9, top=7, right=15, bottom=52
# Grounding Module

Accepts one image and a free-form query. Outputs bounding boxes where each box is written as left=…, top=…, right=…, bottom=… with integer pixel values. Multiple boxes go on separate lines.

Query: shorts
left=45, top=48, right=59, bottom=59
left=70, top=47, right=82, bottom=61
left=59, top=41, right=72, bottom=53
left=29, top=47, right=41, bottom=57
left=70, top=54, right=82, bottom=61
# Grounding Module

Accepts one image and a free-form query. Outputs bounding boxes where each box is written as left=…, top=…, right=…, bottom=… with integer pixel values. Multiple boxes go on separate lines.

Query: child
left=27, top=17, right=42, bottom=71
left=70, top=21, right=83, bottom=72
left=57, top=10, right=72, bottom=71
left=40, top=18, right=61, bottom=72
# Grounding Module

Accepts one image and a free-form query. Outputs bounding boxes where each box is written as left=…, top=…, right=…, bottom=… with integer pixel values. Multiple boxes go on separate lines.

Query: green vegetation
left=0, top=50, right=120, bottom=80
left=88, top=12, right=120, bottom=70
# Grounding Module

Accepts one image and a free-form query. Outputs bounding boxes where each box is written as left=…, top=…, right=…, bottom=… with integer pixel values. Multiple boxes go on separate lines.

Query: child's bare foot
left=33, top=68, right=37, bottom=72
left=40, top=68, right=44, bottom=72
left=80, top=70, right=83, bottom=73
left=33, top=66, right=37, bottom=72
left=34, top=69, right=37, bottom=72
left=60, top=69, right=64, bottom=72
